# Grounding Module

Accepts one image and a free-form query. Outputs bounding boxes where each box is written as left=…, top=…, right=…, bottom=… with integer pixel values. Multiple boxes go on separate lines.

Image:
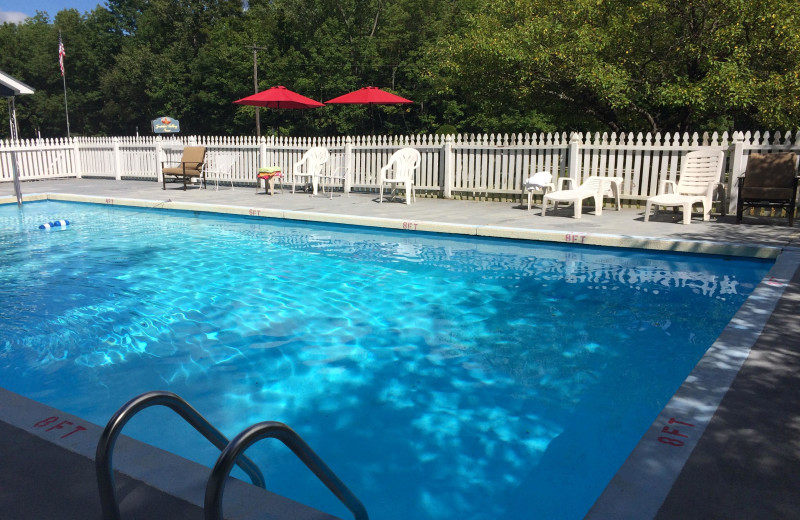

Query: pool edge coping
left=585, top=248, right=800, bottom=519
left=7, top=191, right=784, bottom=260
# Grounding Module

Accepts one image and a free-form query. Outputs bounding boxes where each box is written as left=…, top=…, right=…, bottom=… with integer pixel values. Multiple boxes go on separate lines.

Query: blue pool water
left=0, top=201, right=772, bottom=519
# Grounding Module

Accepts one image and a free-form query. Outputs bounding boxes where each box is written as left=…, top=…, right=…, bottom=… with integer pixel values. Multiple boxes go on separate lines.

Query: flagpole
left=62, top=73, right=70, bottom=138
left=59, top=31, right=71, bottom=138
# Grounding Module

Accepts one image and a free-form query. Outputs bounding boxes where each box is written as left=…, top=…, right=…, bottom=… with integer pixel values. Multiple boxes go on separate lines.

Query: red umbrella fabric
left=234, top=85, right=324, bottom=109
left=325, top=86, right=413, bottom=105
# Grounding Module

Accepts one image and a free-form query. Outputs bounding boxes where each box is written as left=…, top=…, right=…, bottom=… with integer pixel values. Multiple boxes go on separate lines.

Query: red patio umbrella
left=324, top=86, right=413, bottom=105
left=325, top=86, right=413, bottom=133
left=234, top=85, right=325, bottom=109
left=234, top=85, right=324, bottom=136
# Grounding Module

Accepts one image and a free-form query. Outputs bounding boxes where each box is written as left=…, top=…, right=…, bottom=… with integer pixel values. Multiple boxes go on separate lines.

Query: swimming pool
left=0, top=201, right=772, bottom=519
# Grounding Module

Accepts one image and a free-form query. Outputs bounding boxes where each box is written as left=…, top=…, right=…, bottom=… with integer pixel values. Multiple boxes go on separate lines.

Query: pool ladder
left=96, top=390, right=369, bottom=520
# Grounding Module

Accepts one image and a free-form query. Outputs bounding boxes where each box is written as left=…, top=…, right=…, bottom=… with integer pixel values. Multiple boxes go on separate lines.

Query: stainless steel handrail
left=96, top=390, right=266, bottom=520
left=205, top=421, right=369, bottom=520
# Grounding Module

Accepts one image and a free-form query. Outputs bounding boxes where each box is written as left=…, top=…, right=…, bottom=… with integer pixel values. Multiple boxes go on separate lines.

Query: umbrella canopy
left=325, top=86, right=413, bottom=105
left=234, top=85, right=324, bottom=109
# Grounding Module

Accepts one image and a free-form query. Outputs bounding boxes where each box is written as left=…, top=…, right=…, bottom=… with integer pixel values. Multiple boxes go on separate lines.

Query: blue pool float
left=39, top=220, right=70, bottom=230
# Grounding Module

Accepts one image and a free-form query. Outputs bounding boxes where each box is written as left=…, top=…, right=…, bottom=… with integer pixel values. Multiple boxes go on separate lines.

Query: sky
left=0, top=0, right=104, bottom=23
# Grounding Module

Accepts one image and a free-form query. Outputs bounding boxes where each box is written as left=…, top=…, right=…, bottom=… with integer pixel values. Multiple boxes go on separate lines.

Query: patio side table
left=257, top=167, right=282, bottom=195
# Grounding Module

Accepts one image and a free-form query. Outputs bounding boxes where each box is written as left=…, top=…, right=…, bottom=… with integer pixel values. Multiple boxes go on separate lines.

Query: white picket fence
left=2, top=131, right=799, bottom=212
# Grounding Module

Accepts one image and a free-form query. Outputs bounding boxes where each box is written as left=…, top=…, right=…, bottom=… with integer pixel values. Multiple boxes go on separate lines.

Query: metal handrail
left=205, top=421, right=369, bottom=520
left=95, top=390, right=266, bottom=520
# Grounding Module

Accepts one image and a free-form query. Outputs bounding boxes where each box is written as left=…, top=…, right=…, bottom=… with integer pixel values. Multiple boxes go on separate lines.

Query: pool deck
left=2, top=178, right=799, bottom=519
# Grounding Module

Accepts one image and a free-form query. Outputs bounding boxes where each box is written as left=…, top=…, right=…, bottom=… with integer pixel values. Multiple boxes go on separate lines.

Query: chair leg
left=379, top=184, right=384, bottom=203
left=541, top=198, right=548, bottom=216
left=527, top=191, right=533, bottom=211
left=682, top=203, right=691, bottom=225
left=644, top=200, right=652, bottom=222
left=574, top=201, right=583, bottom=219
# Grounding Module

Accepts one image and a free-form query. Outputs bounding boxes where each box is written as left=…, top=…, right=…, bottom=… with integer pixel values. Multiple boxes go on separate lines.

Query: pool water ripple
left=0, top=201, right=772, bottom=520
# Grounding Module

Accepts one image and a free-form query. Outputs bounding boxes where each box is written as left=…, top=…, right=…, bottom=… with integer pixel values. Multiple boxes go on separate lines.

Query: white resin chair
left=542, top=175, right=621, bottom=218
left=644, top=150, right=725, bottom=225
left=292, top=146, right=330, bottom=195
left=204, top=153, right=237, bottom=191
left=379, top=148, right=420, bottom=205
left=523, top=171, right=554, bottom=210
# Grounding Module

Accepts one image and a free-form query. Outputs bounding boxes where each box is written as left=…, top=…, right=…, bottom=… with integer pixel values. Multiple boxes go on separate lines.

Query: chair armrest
left=704, top=180, right=717, bottom=199
left=660, top=180, right=677, bottom=194
left=323, top=166, right=349, bottom=179
left=379, top=163, right=393, bottom=182
left=162, top=160, right=204, bottom=173
left=293, top=159, right=308, bottom=176
left=557, top=177, right=574, bottom=191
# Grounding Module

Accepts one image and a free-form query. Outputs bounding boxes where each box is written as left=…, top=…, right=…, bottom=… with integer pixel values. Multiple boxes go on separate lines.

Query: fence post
left=568, top=132, right=581, bottom=183
left=727, top=131, right=746, bottom=214
left=259, top=136, right=267, bottom=169
left=155, top=136, right=163, bottom=184
left=72, top=137, right=82, bottom=179
left=344, top=136, right=353, bottom=193
left=112, top=137, right=122, bottom=180
left=442, top=134, right=454, bottom=199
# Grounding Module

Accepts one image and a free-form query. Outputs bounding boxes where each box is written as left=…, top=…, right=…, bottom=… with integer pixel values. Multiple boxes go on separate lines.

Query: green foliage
left=1, top=0, right=798, bottom=138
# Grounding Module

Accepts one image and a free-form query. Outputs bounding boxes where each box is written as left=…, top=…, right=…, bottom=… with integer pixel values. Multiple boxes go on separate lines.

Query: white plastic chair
left=523, top=171, right=554, bottom=210
left=292, top=147, right=330, bottom=195
left=542, top=175, right=621, bottom=218
left=644, top=150, right=725, bottom=225
left=204, top=153, right=237, bottom=191
left=379, top=148, right=420, bottom=205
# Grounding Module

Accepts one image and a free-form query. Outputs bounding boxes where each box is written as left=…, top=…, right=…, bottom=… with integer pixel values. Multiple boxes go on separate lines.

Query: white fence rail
left=2, top=131, right=799, bottom=212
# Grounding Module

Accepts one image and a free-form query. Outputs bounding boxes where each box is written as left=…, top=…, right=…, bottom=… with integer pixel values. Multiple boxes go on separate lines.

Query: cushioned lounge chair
left=644, top=150, right=725, bottom=225
left=736, top=152, right=798, bottom=226
left=162, top=146, right=206, bottom=190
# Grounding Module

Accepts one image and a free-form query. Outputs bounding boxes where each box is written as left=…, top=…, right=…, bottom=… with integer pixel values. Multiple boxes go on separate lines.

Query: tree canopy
left=1, top=0, right=798, bottom=138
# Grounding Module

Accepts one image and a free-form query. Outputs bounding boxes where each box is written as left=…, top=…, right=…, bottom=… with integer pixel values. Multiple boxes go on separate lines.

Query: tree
left=423, top=0, right=800, bottom=133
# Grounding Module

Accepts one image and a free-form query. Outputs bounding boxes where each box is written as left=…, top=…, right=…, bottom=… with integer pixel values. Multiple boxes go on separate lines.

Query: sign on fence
left=151, top=116, right=180, bottom=134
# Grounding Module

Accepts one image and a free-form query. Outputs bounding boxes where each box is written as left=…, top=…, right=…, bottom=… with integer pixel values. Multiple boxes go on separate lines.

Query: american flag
left=58, top=35, right=65, bottom=76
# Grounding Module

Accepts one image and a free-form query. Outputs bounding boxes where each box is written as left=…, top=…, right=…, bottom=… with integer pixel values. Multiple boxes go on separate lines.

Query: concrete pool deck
left=1, top=178, right=799, bottom=519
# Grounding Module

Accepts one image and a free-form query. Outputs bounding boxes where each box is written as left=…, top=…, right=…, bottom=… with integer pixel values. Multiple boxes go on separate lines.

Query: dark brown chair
left=736, top=152, right=798, bottom=226
left=162, top=146, right=206, bottom=190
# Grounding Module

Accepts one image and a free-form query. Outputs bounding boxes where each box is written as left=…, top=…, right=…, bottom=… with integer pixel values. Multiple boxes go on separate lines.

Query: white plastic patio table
left=525, top=182, right=555, bottom=210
